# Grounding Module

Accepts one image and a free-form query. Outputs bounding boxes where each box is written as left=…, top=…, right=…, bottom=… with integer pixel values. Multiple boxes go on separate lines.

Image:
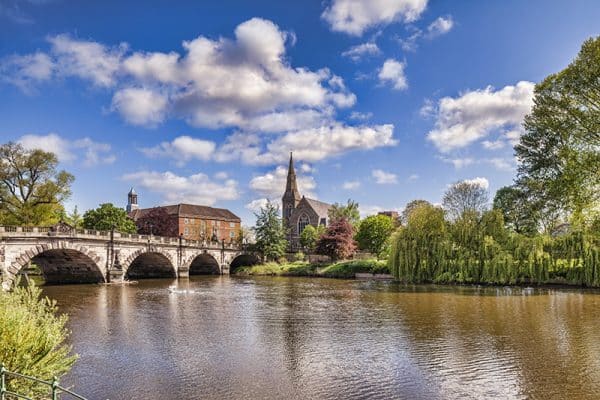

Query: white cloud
left=372, top=169, right=397, bottom=184
left=122, top=171, right=239, bottom=206
left=342, top=180, right=361, bottom=190
left=111, top=87, right=168, bottom=127
left=322, top=0, right=428, bottom=36
left=249, top=165, right=316, bottom=199
left=48, top=34, right=126, bottom=87
left=342, top=42, right=381, bottom=61
left=140, top=135, right=216, bottom=166
left=485, top=158, right=514, bottom=171
left=441, top=157, right=475, bottom=169
left=0, top=52, right=54, bottom=93
left=378, top=59, right=407, bottom=90
left=349, top=111, right=373, bottom=121
left=462, top=177, right=489, bottom=190
left=19, top=133, right=115, bottom=166
left=214, top=171, right=229, bottom=180
left=427, top=81, right=535, bottom=152
left=245, top=198, right=270, bottom=213
left=426, top=16, right=454, bottom=38
left=482, top=140, right=505, bottom=150
left=419, top=99, right=435, bottom=117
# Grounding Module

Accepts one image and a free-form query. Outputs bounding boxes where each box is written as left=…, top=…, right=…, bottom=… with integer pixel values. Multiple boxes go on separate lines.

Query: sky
left=1, top=0, right=599, bottom=225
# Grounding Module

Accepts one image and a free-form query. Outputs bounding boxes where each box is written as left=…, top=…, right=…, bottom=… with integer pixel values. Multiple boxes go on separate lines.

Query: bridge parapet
left=0, top=226, right=241, bottom=251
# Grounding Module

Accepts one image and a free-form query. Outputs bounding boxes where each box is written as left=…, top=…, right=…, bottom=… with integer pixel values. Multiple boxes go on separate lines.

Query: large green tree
left=442, top=181, right=489, bottom=220
left=82, top=203, right=137, bottom=233
left=328, top=199, right=361, bottom=227
left=0, top=142, right=74, bottom=226
left=299, top=224, right=325, bottom=253
left=516, top=36, right=600, bottom=227
left=355, top=214, right=395, bottom=258
left=254, top=201, right=288, bottom=261
left=402, top=199, right=431, bottom=224
left=493, top=186, right=538, bottom=235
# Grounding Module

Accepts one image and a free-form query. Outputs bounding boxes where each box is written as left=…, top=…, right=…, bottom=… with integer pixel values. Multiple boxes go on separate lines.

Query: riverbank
left=235, top=259, right=388, bottom=279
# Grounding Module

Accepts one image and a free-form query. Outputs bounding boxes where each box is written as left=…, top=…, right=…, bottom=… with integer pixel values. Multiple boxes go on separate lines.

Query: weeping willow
left=389, top=206, right=600, bottom=287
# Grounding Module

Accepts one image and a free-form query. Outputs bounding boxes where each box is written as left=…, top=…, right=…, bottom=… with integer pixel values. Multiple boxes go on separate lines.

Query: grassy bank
left=235, top=259, right=389, bottom=279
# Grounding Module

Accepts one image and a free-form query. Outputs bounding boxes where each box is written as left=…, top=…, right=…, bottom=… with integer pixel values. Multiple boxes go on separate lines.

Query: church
left=282, top=153, right=333, bottom=251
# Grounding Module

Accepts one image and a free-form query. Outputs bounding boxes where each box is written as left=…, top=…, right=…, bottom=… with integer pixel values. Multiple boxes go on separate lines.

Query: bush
left=0, top=282, right=77, bottom=397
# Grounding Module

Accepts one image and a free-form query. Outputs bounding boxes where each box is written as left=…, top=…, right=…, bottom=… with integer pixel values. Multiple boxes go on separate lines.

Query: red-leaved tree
left=136, top=208, right=179, bottom=237
left=315, top=217, right=357, bottom=261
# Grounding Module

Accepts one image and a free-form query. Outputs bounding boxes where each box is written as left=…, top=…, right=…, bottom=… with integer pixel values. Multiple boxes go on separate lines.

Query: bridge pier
left=177, top=268, right=190, bottom=278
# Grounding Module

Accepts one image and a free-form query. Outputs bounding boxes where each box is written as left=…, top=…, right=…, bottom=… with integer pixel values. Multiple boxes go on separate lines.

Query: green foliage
left=389, top=202, right=600, bottom=286
left=0, top=283, right=77, bottom=397
left=64, top=206, right=83, bottom=228
left=516, top=36, right=600, bottom=228
left=82, top=203, right=137, bottom=233
left=401, top=199, right=431, bottom=224
left=0, top=142, right=74, bottom=226
left=299, top=224, right=325, bottom=252
left=236, top=259, right=388, bottom=279
left=355, top=214, right=396, bottom=258
left=328, top=199, right=360, bottom=227
left=442, top=180, right=489, bottom=220
left=493, top=186, right=538, bottom=235
left=254, top=201, right=288, bottom=261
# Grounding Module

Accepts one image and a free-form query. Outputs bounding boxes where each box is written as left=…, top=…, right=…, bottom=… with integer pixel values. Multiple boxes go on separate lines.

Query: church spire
left=282, top=152, right=301, bottom=217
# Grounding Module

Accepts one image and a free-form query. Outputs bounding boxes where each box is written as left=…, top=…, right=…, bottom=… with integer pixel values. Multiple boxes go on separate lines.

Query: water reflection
left=42, top=278, right=600, bottom=400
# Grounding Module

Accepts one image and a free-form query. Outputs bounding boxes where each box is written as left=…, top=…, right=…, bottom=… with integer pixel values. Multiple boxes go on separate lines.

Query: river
left=41, top=276, right=600, bottom=399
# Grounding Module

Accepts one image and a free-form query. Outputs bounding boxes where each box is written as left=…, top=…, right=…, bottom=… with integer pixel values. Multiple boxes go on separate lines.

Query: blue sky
left=1, top=0, right=599, bottom=224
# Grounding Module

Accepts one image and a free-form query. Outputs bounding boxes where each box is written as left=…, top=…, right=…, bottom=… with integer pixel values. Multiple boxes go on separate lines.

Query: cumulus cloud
left=245, top=198, right=270, bottom=213
left=378, top=59, right=407, bottom=90
left=0, top=52, right=54, bottom=93
left=342, top=180, right=361, bottom=190
left=249, top=165, right=316, bottom=199
left=426, top=81, right=535, bottom=152
left=426, top=16, right=454, bottom=38
left=462, top=177, right=489, bottom=190
left=349, top=111, right=373, bottom=121
left=2, top=19, right=357, bottom=134
left=122, top=170, right=238, bottom=206
left=342, top=42, right=381, bottom=61
left=111, top=87, right=168, bottom=127
left=322, top=0, right=428, bottom=36
left=18, top=133, right=115, bottom=166
left=372, top=169, right=397, bottom=184
left=140, top=135, right=216, bottom=166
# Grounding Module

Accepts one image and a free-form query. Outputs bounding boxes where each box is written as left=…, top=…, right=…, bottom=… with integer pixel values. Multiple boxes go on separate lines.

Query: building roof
left=128, top=187, right=136, bottom=195
left=304, top=197, right=332, bottom=218
left=130, top=203, right=240, bottom=222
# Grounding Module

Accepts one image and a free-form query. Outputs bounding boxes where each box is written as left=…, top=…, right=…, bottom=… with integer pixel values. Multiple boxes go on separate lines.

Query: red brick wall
left=179, top=217, right=240, bottom=242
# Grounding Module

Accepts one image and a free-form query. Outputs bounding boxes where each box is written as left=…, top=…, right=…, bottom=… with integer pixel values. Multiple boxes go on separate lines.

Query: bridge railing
left=0, top=363, right=88, bottom=400
left=0, top=226, right=242, bottom=250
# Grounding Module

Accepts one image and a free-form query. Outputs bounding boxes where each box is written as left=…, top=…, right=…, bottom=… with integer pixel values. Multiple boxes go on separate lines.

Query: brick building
left=127, top=189, right=241, bottom=242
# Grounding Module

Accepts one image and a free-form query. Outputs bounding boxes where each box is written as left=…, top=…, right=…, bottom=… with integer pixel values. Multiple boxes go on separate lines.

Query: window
left=217, top=221, right=221, bottom=227
left=320, top=218, right=327, bottom=226
left=298, top=214, right=310, bottom=234
left=184, top=227, right=189, bottom=235
left=286, top=204, right=293, bottom=218
left=230, top=222, right=235, bottom=228
left=230, top=231, right=235, bottom=238
left=184, top=218, right=189, bottom=224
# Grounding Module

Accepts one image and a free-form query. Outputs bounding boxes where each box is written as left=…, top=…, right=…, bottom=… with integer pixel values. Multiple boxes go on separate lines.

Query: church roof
left=130, top=203, right=240, bottom=222
left=303, top=197, right=332, bottom=218
left=128, top=187, right=136, bottom=195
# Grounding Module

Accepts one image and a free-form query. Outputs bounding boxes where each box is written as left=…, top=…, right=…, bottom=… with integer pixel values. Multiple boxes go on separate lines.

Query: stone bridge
left=0, top=225, right=260, bottom=290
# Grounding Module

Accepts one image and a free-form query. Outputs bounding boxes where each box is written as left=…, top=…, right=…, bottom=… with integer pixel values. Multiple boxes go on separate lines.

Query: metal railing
left=0, top=364, right=87, bottom=400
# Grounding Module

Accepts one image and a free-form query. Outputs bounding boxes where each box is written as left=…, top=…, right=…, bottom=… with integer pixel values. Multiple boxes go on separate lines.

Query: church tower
left=282, top=152, right=301, bottom=225
left=126, top=187, right=138, bottom=213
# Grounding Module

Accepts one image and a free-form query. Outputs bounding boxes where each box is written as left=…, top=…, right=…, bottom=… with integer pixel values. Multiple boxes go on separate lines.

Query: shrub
left=0, top=282, right=77, bottom=398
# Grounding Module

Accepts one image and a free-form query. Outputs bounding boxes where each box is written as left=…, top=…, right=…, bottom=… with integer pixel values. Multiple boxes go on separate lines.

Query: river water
left=42, top=277, right=600, bottom=400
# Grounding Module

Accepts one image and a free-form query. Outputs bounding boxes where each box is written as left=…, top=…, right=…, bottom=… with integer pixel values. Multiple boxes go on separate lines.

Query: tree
left=492, top=186, right=538, bottom=235
left=64, top=206, right=83, bottom=228
left=82, top=203, right=137, bottom=233
left=355, top=214, right=395, bottom=259
left=442, top=181, right=489, bottom=220
left=299, top=224, right=325, bottom=253
left=315, top=217, right=357, bottom=261
left=402, top=199, right=432, bottom=224
left=328, top=199, right=360, bottom=227
left=0, top=283, right=77, bottom=398
left=136, top=207, right=178, bottom=237
left=0, top=142, right=74, bottom=226
left=254, top=201, right=288, bottom=261
left=515, top=36, right=600, bottom=226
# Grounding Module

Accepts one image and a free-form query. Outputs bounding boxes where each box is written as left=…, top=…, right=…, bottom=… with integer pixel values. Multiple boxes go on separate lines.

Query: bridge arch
left=188, top=252, right=221, bottom=275
left=124, top=250, right=176, bottom=279
left=230, top=254, right=261, bottom=274
left=7, top=243, right=105, bottom=285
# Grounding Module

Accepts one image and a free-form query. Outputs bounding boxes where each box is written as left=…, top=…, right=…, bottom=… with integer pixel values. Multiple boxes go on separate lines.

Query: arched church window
left=286, top=204, right=293, bottom=218
left=298, top=214, right=310, bottom=234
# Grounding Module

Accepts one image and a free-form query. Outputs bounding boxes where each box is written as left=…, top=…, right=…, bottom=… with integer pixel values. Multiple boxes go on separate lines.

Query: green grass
left=235, top=259, right=389, bottom=279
